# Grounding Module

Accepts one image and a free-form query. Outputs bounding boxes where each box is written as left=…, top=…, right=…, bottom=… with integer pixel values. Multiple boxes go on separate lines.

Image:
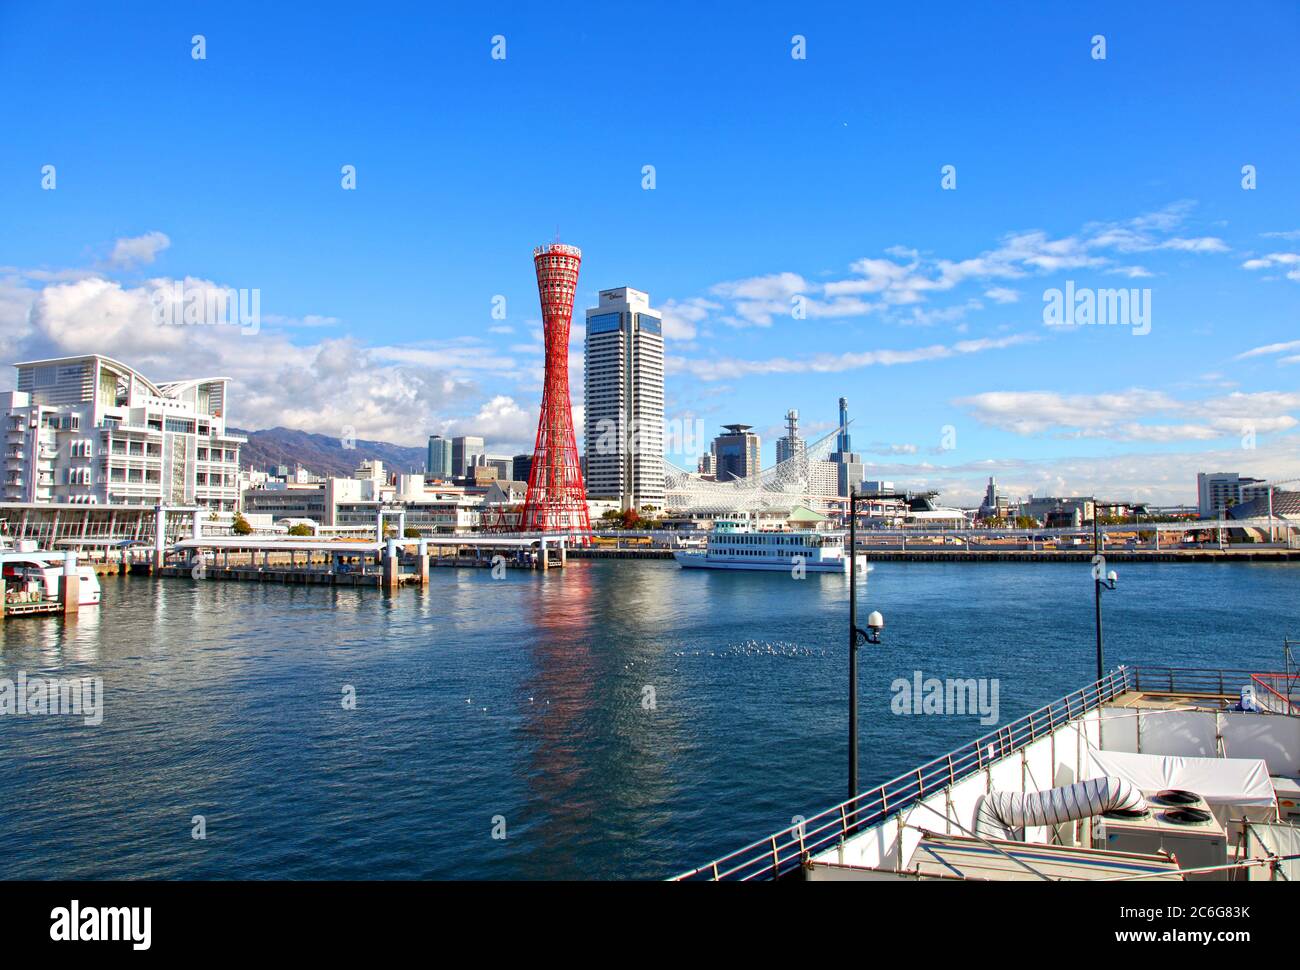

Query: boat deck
left=674, top=665, right=1300, bottom=882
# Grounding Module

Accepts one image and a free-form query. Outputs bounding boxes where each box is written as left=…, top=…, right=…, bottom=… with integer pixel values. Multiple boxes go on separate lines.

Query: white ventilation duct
left=974, top=776, right=1147, bottom=840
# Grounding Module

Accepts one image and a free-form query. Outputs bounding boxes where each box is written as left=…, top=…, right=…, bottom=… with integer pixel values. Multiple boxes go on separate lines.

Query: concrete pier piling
left=59, top=551, right=79, bottom=614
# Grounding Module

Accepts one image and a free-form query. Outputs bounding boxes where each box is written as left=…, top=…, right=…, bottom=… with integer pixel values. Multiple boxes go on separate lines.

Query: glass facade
left=587, top=312, right=621, bottom=335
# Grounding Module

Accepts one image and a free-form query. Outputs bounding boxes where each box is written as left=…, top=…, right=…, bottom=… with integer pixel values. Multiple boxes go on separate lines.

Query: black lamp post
left=848, top=490, right=883, bottom=805
left=1092, top=502, right=1120, bottom=681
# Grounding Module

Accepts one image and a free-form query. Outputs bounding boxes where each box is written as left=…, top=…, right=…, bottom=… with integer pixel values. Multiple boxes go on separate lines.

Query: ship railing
left=671, top=666, right=1133, bottom=881
left=1251, top=673, right=1300, bottom=715
left=1127, top=666, right=1274, bottom=698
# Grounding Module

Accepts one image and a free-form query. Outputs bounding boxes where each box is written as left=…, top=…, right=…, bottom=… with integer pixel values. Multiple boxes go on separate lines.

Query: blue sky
left=1, top=1, right=1297, bottom=504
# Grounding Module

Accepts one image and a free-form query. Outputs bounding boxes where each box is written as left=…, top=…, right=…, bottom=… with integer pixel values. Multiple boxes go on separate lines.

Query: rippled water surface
left=0, top=560, right=1295, bottom=879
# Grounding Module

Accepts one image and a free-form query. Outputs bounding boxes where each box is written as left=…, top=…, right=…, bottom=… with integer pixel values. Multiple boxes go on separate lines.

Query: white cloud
left=956, top=388, right=1300, bottom=442
left=659, top=296, right=720, bottom=340
left=439, top=394, right=537, bottom=453
left=107, top=231, right=170, bottom=269
left=1235, top=339, right=1300, bottom=361
left=668, top=333, right=1036, bottom=381
left=9, top=274, right=484, bottom=445
left=1241, top=253, right=1300, bottom=281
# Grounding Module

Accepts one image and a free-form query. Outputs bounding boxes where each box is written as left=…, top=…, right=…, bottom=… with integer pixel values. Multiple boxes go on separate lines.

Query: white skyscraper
left=584, top=287, right=665, bottom=510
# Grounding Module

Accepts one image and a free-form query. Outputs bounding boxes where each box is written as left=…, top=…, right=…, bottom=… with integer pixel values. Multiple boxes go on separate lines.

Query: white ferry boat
left=673, top=520, right=867, bottom=574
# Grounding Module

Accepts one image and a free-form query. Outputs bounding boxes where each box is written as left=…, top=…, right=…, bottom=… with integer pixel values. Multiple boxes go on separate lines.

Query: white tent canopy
left=1087, top=750, right=1278, bottom=830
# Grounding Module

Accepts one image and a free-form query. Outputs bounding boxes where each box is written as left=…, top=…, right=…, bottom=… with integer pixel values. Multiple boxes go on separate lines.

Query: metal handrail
left=671, top=667, right=1131, bottom=881
left=1252, top=673, right=1298, bottom=715
left=671, top=664, right=1290, bottom=881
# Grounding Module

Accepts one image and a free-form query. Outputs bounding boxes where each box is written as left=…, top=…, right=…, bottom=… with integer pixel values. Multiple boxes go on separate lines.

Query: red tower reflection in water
left=520, top=243, right=591, bottom=533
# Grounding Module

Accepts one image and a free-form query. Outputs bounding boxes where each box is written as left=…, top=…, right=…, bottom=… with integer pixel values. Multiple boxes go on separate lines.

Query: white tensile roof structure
left=662, top=425, right=843, bottom=514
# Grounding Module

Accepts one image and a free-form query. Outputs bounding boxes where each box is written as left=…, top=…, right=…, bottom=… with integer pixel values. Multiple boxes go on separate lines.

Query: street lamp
left=1091, top=501, right=1127, bottom=681
left=1093, top=556, right=1119, bottom=681
left=848, top=490, right=884, bottom=805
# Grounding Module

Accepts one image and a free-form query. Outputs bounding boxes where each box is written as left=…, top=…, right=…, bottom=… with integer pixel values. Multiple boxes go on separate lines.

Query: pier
left=163, top=533, right=570, bottom=589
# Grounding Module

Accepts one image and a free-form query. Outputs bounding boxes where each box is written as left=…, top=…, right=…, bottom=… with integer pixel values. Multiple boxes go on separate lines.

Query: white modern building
left=584, top=286, right=665, bottom=510
left=243, top=464, right=485, bottom=534
left=1, top=354, right=244, bottom=511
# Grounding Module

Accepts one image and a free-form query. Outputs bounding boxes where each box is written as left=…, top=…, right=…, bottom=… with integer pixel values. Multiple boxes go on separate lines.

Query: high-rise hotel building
left=0, top=354, right=244, bottom=510
left=583, top=287, right=665, bottom=510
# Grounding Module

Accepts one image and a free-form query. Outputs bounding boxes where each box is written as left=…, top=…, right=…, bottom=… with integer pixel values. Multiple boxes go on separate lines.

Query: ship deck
left=674, top=665, right=1300, bottom=882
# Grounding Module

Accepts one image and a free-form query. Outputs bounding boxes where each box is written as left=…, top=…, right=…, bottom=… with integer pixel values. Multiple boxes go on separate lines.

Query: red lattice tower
left=519, top=243, right=591, bottom=533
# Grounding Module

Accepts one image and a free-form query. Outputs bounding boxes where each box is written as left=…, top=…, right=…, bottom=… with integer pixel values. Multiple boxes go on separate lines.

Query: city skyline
left=2, top=2, right=1298, bottom=506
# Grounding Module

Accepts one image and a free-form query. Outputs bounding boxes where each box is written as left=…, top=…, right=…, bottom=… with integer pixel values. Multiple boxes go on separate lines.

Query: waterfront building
left=583, top=286, right=665, bottom=510
left=1228, top=489, right=1300, bottom=523
left=244, top=470, right=486, bottom=534
left=1019, top=495, right=1096, bottom=525
left=427, top=435, right=453, bottom=477
left=451, top=436, right=484, bottom=477
left=1197, top=471, right=1265, bottom=518
left=712, top=424, right=761, bottom=482
left=241, top=482, right=330, bottom=522
left=697, top=452, right=716, bottom=478
left=0, top=354, right=244, bottom=511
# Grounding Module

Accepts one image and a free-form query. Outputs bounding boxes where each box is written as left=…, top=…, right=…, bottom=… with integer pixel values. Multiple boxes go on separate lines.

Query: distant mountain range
left=231, top=426, right=426, bottom=478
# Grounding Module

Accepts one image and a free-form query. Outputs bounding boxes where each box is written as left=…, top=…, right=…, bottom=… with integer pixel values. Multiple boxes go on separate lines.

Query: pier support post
left=417, top=540, right=429, bottom=585
left=559, top=539, right=567, bottom=567
left=60, top=551, right=80, bottom=614
left=192, top=507, right=203, bottom=541
left=383, top=538, right=400, bottom=590
left=0, top=576, right=6, bottom=620
left=153, top=504, right=166, bottom=570
left=539, top=539, right=549, bottom=571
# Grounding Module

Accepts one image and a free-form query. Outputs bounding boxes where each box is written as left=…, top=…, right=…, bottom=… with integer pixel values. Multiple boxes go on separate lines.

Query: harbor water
left=0, top=559, right=1296, bottom=879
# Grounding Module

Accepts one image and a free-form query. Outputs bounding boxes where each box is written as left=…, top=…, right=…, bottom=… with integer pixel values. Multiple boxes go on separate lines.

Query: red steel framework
left=519, top=243, right=592, bottom=533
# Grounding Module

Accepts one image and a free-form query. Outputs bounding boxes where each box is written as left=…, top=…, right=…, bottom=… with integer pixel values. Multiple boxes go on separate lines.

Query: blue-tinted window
left=587, top=312, right=621, bottom=335
left=637, top=314, right=661, bottom=335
